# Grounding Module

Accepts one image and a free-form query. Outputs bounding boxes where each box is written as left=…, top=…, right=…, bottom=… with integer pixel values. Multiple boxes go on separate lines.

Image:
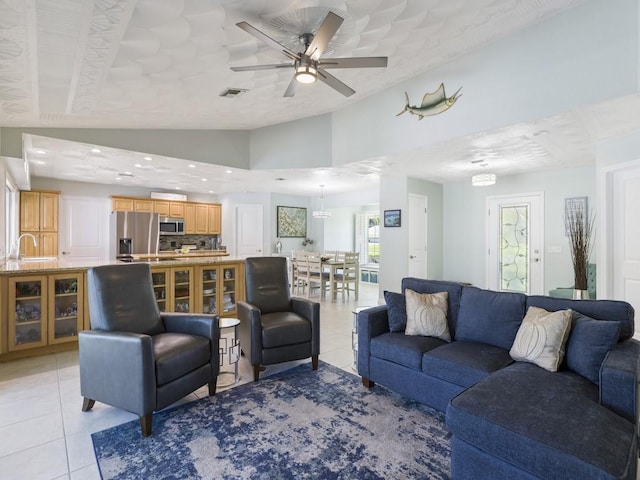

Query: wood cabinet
left=20, top=190, right=59, bottom=257
left=208, top=204, right=221, bottom=234
left=111, top=196, right=221, bottom=236
left=195, top=263, right=243, bottom=317
left=7, top=272, right=84, bottom=352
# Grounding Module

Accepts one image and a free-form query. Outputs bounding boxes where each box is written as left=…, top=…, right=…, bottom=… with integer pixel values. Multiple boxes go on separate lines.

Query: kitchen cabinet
left=172, top=267, right=193, bottom=312
left=134, top=199, right=154, bottom=212
left=48, top=273, right=83, bottom=345
left=208, top=204, right=221, bottom=234
left=195, top=263, right=242, bottom=317
left=194, top=204, right=208, bottom=234
left=8, top=275, right=48, bottom=351
left=184, top=203, right=196, bottom=234
left=112, top=197, right=134, bottom=212
left=154, top=200, right=170, bottom=216
left=169, top=202, right=185, bottom=218
left=19, top=190, right=59, bottom=257
left=151, top=268, right=169, bottom=312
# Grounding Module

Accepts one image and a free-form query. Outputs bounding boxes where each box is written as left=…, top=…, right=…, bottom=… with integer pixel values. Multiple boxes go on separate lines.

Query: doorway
left=602, top=160, right=640, bottom=336
left=408, top=194, right=427, bottom=278
left=487, top=193, right=544, bottom=294
left=58, top=196, right=111, bottom=261
left=235, top=204, right=264, bottom=258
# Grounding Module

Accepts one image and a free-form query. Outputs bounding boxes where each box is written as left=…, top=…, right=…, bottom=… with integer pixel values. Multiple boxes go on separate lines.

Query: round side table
left=218, top=317, right=241, bottom=387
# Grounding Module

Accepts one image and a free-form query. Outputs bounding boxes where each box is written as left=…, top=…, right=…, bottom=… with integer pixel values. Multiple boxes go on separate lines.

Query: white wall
left=443, top=165, right=596, bottom=292
left=379, top=176, right=410, bottom=294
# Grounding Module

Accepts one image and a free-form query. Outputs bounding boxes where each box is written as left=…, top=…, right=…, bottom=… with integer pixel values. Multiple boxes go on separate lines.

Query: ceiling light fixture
left=471, top=162, right=497, bottom=187
left=91, top=148, right=101, bottom=153
left=144, top=156, right=152, bottom=161
left=188, top=164, right=196, bottom=168
left=312, top=185, right=331, bottom=219
left=34, top=149, right=46, bottom=154
left=295, top=59, right=317, bottom=84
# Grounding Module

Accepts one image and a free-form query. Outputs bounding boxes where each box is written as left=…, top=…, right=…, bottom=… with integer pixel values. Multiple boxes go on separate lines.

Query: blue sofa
left=357, top=278, right=639, bottom=480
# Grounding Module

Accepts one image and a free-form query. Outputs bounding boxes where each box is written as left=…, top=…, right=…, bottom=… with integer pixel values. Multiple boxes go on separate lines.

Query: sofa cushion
left=401, top=278, right=464, bottom=337
left=422, top=341, right=512, bottom=388
left=565, top=312, right=621, bottom=384
left=261, top=312, right=311, bottom=348
left=447, top=362, right=637, bottom=480
left=509, top=306, right=572, bottom=372
left=384, top=290, right=407, bottom=332
left=405, top=289, right=451, bottom=341
left=370, top=332, right=446, bottom=370
left=154, top=333, right=211, bottom=385
left=456, top=286, right=526, bottom=350
left=527, top=295, right=634, bottom=342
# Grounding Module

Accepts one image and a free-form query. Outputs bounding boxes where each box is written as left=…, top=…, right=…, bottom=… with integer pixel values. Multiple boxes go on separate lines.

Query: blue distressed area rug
left=92, top=362, right=451, bottom=479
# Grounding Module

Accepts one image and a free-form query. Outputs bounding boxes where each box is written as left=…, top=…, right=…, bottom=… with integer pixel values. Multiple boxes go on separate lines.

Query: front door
left=487, top=193, right=544, bottom=294
left=58, top=196, right=111, bottom=261
left=235, top=204, right=264, bottom=258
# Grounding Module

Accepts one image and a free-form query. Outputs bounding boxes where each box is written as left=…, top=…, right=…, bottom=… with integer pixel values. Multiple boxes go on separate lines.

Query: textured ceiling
left=5, top=0, right=636, bottom=196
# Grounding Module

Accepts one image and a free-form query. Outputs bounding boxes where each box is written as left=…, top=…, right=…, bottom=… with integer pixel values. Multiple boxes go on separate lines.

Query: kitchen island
left=0, top=255, right=244, bottom=361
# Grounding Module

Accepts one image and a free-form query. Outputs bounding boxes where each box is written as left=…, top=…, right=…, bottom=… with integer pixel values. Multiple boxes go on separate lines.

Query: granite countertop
left=0, top=253, right=239, bottom=274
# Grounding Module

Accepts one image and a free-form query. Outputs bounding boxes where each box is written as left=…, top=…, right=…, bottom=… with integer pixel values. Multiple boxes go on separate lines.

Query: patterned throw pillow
left=404, top=289, right=451, bottom=341
left=510, top=306, right=572, bottom=372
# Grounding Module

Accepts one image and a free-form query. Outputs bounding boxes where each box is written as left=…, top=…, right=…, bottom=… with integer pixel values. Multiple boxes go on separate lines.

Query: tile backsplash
left=159, top=234, right=221, bottom=251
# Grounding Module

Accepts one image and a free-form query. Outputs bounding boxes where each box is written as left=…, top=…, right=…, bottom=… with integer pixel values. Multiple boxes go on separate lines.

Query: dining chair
left=291, top=257, right=308, bottom=296
left=306, top=256, right=329, bottom=298
left=332, top=251, right=360, bottom=301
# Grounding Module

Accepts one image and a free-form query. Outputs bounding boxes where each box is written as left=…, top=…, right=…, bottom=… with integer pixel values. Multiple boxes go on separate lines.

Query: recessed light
left=313, top=169, right=329, bottom=176
left=225, top=170, right=232, bottom=174
left=175, top=187, right=181, bottom=190
left=91, top=148, right=101, bottom=153
left=116, top=177, right=122, bottom=181
left=144, top=156, right=152, bottom=161
left=134, top=163, right=142, bottom=168
left=201, top=178, right=207, bottom=182
left=34, top=149, right=46, bottom=154
left=208, top=190, right=215, bottom=194
left=188, top=164, right=196, bottom=168
left=34, top=160, right=46, bottom=165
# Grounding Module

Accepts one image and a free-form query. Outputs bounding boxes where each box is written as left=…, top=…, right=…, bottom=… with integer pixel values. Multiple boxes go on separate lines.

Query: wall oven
left=159, top=217, right=185, bottom=235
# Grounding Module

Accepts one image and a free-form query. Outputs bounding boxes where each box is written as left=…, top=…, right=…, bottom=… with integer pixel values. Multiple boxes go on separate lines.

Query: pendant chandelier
left=312, top=185, right=331, bottom=219
left=471, top=161, right=497, bottom=187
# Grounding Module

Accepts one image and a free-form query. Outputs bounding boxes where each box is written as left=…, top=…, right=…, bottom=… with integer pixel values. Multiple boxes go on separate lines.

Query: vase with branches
left=564, top=208, right=594, bottom=296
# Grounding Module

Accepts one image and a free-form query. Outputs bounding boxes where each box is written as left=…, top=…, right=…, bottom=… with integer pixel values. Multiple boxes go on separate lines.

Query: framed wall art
left=277, top=206, right=307, bottom=238
left=383, top=209, right=401, bottom=227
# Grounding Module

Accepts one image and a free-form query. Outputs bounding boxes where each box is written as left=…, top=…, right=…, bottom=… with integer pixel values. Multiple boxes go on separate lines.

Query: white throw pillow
left=510, top=306, right=572, bottom=372
left=404, top=289, right=451, bottom=341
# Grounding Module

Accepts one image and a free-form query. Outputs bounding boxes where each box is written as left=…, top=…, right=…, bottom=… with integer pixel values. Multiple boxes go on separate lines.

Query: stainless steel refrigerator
left=110, top=211, right=160, bottom=260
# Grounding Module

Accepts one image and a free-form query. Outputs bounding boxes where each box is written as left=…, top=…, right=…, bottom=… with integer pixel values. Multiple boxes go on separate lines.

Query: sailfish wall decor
left=396, top=83, right=462, bottom=120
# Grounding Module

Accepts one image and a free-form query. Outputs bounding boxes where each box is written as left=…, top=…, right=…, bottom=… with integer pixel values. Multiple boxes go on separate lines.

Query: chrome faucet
left=9, top=233, right=38, bottom=260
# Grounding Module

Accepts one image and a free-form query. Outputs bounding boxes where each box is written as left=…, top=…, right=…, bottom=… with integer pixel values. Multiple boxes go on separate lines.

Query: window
left=356, top=212, right=380, bottom=264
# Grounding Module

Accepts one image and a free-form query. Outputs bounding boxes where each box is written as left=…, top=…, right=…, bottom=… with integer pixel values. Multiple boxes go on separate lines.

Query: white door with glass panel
left=487, top=193, right=544, bottom=294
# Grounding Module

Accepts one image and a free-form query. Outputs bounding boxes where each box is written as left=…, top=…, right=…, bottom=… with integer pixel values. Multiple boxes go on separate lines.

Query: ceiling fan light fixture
left=471, top=173, right=497, bottom=187
left=295, top=63, right=317, bottom=84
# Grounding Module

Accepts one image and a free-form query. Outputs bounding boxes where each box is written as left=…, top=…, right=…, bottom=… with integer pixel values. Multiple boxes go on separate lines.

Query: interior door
left=487, top=193, right=544, bottom=294
left=408, top=194, right=427, bottom=278
left=235, top=205, right=264, bottom=258
left=611, top=163, right=640, bottom=335
left=59, top=196, right=111, bottom=261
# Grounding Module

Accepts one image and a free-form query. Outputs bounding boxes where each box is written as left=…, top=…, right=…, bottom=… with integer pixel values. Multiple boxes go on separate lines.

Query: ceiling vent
left=220, top=88, right=248, bottom=98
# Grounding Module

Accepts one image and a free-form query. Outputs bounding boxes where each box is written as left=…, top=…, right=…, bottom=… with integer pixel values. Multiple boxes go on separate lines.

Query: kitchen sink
left=20, top=256, right=58, bottom=262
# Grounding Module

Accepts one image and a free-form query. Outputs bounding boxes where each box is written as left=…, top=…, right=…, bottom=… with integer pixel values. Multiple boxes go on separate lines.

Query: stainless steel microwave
left=159, top=217, right=185, bottom=235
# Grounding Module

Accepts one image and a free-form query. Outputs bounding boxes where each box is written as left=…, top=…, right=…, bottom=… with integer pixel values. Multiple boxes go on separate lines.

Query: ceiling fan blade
left=283, top=76, right=298, bottom=97
left=236, top=21, right=300, bottom=61
left=304, top=12, right=344, bottom=60
left=317, top=69, right=355, bottom=97
left=231, top=63, right=293, bottom=72
left=320, top=57, right=388, bottom=69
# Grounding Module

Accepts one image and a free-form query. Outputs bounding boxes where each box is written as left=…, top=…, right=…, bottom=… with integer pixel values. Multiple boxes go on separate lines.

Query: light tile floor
left=0, top=283, right=380, bottom=480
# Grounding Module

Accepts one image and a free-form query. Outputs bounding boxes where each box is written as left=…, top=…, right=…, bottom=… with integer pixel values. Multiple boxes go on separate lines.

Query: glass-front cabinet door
left=151, top=268, right=169, bottom=312
left=9, top=276, right=47, bottom=351
left=172, top=267, right=193, bottom=312
left=221, top=265, right=238, bottom=316
left=199, top=266, right=218, bottom=315
left=48, top=273, right=83, bottom=344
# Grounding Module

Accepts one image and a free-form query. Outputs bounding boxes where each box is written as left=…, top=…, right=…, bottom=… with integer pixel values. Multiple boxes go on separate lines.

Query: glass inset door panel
left=173, top=268, right=192, bottom=312
left=222, top=267, right=237, bottom=314
left=151, top=270, right=168, bottom=312
left=201, top=267, right=217, bottom=314
left=10, top=277, right=47, bottom=350
left=499, top=205, right=529, bottom=293
left=49, top=274, right=82, bottom=344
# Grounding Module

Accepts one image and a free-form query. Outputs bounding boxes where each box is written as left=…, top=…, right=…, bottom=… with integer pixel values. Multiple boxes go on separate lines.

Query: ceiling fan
left=231, top=11, right=388, bottom=97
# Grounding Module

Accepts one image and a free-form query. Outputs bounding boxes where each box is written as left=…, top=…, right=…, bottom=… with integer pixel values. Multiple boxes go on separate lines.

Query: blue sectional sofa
left=357, top=278, right=639, bottom=480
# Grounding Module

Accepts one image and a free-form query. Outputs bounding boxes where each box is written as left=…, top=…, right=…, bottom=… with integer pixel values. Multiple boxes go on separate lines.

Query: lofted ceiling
left=4, top=0, right=635, bottom=196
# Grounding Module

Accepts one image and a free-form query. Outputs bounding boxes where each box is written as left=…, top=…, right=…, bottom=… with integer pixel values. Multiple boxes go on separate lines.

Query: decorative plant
left=564, top=208, right=594, bottom=291
left=301, top=238, right=314, bottom=247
